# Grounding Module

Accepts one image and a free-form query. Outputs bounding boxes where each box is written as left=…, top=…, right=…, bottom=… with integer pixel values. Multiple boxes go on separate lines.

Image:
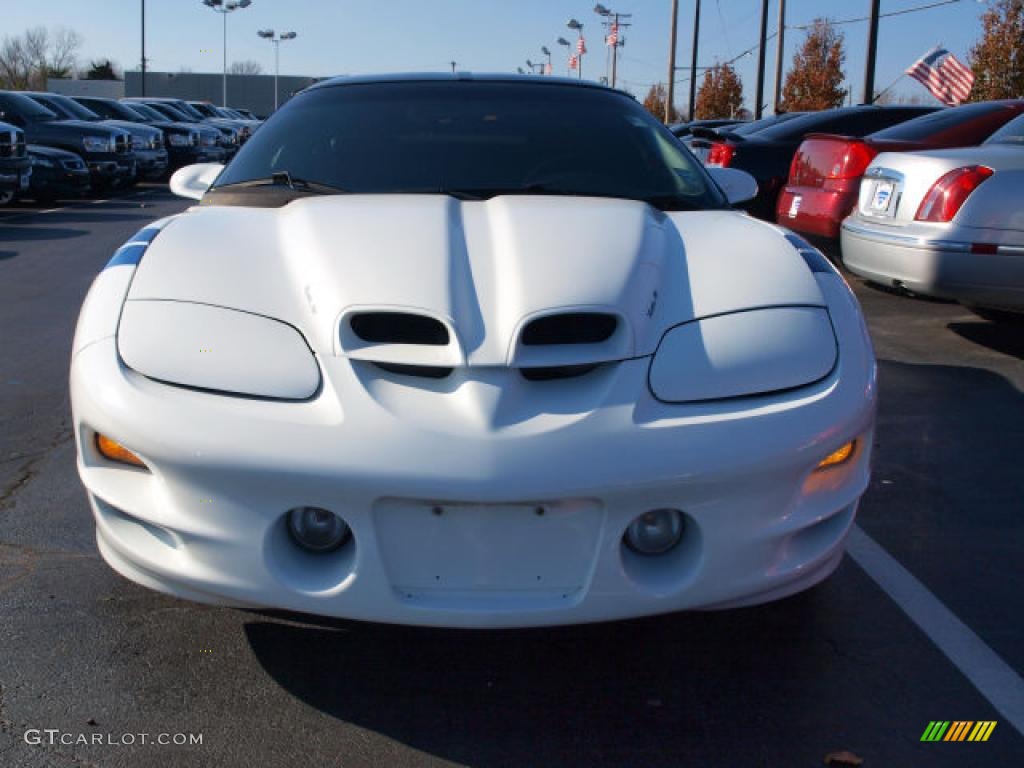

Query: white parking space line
left=847, top=525, right=1024, bottom=735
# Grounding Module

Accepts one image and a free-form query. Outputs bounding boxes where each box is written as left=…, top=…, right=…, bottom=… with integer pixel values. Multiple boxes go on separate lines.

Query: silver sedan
left=841, top=112, right=1024, bottom=320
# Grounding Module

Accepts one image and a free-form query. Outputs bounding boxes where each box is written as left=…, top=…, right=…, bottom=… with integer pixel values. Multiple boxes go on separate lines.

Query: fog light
left=287, top=507, right=350, bottom=553
left=95, top=433, right=146, bottom=468
left=625, top=508, right=685, bottom=555
left=815, top=440, right=856, bottom=471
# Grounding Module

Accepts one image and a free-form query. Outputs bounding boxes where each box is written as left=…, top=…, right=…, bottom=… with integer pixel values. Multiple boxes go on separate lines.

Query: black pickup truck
left=0, top=120, right=31, bottom=204
left=25, top=92, right=167, bottom=182
left=73, top=97, right=219, bottom=171
left=0, top=91, right=134, bottom=190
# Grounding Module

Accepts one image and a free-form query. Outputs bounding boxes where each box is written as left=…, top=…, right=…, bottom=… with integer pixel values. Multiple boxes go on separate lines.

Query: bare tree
left=0, top=25, right=82, bottom=89
left=228, top=60, right=263, bottom=75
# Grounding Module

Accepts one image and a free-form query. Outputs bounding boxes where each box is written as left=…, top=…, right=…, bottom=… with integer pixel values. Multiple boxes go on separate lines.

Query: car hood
left=126, top=196, right=824, bottom=365
left=49, top=119, right=127, bottom=137
left=103, top=119, right=159, bottom=138
left=27, top=143, right=79, bottom=160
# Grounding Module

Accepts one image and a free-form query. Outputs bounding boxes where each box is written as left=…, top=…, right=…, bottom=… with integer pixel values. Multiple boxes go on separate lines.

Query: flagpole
left=873, top=73, right=906, bottom=104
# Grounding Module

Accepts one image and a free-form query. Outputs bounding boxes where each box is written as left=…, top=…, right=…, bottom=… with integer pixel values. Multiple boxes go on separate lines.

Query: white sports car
left=71, top=74, right=876, bottom=628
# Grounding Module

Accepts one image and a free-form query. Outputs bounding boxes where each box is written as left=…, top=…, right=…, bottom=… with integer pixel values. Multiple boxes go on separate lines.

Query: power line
left=787, top=0, right=965, bottom=30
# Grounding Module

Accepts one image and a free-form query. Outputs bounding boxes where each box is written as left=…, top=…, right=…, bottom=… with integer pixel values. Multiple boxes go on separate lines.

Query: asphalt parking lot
left=1, top=188, right=1021, bottom=767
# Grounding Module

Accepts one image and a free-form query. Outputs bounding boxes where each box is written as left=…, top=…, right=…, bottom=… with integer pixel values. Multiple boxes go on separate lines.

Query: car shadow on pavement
left=947, top=321, right=1024, bottom=359
left=0, top=226, right=88, bottom=243
left=0, top=251, right=15, bottom=261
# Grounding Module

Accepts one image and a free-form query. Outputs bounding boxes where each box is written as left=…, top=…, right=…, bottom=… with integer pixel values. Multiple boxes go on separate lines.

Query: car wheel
left=967, top=306, right=1024, bottom=325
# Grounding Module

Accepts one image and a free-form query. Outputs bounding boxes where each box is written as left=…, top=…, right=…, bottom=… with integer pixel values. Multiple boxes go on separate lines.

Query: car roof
left=307, top=72, right=627, bottom=95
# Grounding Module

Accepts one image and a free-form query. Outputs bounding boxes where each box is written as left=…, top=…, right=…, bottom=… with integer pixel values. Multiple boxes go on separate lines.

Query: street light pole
left=567, top=19, right=584, bottom=80
left=667, top=0, right=678, bottom=123
left=773, top=0, right=786, bottom=113
left=202, top=0, right=253, bottom=107
left=258, top=29, right=296, bottom=111
left=557, top=37, right=572, bottom=77
left=688, top=0, right=701, bottom=121
left=140, top=0, right=146, bottom=96
left=594, top=5, right=631, bottom=90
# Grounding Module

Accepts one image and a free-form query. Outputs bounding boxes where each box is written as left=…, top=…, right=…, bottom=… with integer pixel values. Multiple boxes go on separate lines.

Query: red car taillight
left=707, top=142, right=735, bottom=167
left=915, top=165, right=994, bottom=223
left=788, top=138, right=878, bottom=186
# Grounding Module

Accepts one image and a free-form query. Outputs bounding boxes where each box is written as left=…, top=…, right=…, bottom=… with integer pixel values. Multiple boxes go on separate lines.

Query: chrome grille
left=0, top=130, right=24, bottom=158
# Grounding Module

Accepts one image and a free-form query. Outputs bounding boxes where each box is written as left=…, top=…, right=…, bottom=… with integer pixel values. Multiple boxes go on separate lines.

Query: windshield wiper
left=215, top=172, right=347, bottom=195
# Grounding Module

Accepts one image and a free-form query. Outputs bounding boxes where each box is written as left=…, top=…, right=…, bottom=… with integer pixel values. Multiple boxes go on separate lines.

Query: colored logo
left=921, top=721, right=996, bottom=742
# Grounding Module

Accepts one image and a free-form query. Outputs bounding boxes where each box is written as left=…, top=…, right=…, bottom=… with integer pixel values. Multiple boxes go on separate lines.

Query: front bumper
left=28, top=166, right=89, bottom=199
left=0, top=158, right=31, bottom=193
left=134, top=148, right=169, bottom=180
left=86, top=154, right=136, bottom=187
left=841, top=219, right=1024, bottom=309
left=72, top=274, right=875, bottom=628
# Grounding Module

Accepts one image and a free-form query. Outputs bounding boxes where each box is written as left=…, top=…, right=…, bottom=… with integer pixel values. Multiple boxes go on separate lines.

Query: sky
left=3, top=0, right=995, bottom=112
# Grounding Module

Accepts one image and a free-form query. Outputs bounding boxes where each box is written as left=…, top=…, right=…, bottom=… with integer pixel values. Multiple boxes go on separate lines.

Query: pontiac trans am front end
left=70, top=75, right=876, bottom=627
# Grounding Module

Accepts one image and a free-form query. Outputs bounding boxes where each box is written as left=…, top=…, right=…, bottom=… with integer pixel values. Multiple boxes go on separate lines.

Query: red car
left=776, top=100, right=1024, bottom=241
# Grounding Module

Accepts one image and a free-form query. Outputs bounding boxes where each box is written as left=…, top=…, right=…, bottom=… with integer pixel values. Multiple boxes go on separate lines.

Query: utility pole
left=688, top=0, right=701, bottom=121
left=863, top=0, right=881, bottom=103
left=754, top=0, right=769, bottom=118
left=140, top=0, right=146, bottom=96
left=450, top=61, right=457, bottom=73
left=667, top=0, right=679, bottom=123
left=773, top=0, right=785, bottom=112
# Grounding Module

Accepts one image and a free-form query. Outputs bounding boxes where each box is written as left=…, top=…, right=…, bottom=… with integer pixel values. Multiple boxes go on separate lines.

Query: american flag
left=569, top=54, right=578, bottom=70
left=607, top=24, right=619, bottom=47
left=576, top=37, right=587, bottom=55
left=544, top=62, right=552, bottom=76
left=905, top=47, right=974, bottom=106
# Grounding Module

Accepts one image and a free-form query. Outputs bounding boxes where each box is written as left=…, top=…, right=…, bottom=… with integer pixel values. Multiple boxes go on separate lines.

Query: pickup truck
left=0, top=120, right=31, bottom=205
left=25, top=92, right=167, bottom=183
left=0, top=91, right=134, bottom=191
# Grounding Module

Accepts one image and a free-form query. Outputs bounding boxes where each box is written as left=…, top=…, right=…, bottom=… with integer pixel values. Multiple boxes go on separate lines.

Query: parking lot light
left=258, top=29, right=297, bottom=112
left=201, top=0, right=254, bottom=107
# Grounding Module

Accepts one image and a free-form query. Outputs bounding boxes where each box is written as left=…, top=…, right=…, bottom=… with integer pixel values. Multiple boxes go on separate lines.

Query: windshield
left=729, top=113, right=804, bottom=136
left=172, top=101, right=208, bottom=120
left=869, top=103, right=999, bottom=141
left=82, top=99, right=143, bottom=122
left=1, top=92, right=57, bottom=122
left=39, top=94, right=101, bottom=121
left=190, top=102, right=218, bottom=117
left=213, top=81, right=724, bottom=210
left=126, top=102, right=165, bottom=121
left=145, top=102, right=193, bottom=122
left=984, top=112, right=1024, bottom=145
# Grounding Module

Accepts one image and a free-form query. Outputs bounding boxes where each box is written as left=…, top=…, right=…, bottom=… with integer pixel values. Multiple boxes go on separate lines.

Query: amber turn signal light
left=95, top=433, right=146, bottom=468
left=815, top=440, right=856, bottom=471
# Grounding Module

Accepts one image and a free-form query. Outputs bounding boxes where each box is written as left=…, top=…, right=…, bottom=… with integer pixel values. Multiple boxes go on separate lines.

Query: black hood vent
left=521, top=313, right=618, bottom=346
left=350, top=312, right=450, bottom=346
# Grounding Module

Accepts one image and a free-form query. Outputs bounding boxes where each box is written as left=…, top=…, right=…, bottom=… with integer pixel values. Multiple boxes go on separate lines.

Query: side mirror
left=169, top=163, right=224, bottom=201
left=706, top=166, right=758, bottom=206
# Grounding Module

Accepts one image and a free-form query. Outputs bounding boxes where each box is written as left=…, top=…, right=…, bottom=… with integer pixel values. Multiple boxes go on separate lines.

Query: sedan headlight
left=118, top=300, right=320, bottom=400
left=167, top=133, right=190, bottom=147
left=648, top=306, right=837, bottom=403
left=82, top=135, right=114, bottom=153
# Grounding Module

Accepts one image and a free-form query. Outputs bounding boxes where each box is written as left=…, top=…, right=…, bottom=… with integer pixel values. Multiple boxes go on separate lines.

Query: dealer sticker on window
left=788, top=195, right=801, bottom=218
